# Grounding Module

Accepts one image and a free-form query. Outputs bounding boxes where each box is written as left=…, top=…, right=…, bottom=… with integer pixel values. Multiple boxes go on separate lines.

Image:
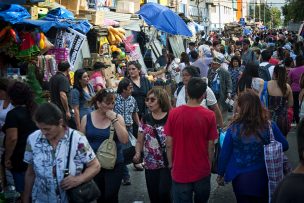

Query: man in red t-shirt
left=165, top=77, right=218, bottom=203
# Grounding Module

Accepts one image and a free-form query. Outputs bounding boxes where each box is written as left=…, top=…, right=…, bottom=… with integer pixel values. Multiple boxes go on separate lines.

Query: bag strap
left=65, top=129, right=75, bottom=172
left=109, top=123, right=115, bottom=141
left=269, top=121, right=275, bottom=141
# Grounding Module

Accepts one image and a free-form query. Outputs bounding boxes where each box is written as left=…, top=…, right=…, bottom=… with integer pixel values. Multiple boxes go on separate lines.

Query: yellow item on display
left=39, top=33, right=45, bottom=49
left=107, top=26, right=126, bottom=45
left=69, top=71, right=74, bottom=86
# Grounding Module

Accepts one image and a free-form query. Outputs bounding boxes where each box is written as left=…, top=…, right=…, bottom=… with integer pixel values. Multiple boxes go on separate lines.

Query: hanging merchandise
left=107, top=26, right=126, bottom=45
left=0, top=26, right=19, bottom=57
left=37, top=55, right=57, bottom=81
left=123, top=35, right=140, bottom=60
left=26, top=64, right=46, bottom=105
left=99, top=36, right=110, bottom=55
left=16, top=32, right=40, bottom=60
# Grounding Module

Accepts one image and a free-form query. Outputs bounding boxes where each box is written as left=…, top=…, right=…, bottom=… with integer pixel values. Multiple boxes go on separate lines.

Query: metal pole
left=263, top=0, right=267, bottom=26
left=259, top=0, right=261, bottom=23
left=219, top=2, right=221, bottom=34
left=253, top=0, right=256, bottom=22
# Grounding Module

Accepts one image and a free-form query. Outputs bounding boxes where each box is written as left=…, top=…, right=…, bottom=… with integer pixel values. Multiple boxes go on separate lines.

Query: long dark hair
left=73, top=69, right=87, bottom=99
left=232, top=89, right=269, bottom=136
left=8, top=81, right=37, bottom=116
left=180, top=52, right=190, bottom=66
left=237, top=63, right=259, bottom=93
left=273, top=65, right=288, bottom=96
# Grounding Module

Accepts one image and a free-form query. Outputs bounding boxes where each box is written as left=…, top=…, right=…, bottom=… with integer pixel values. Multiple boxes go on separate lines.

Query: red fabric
left=287, top=107, right=294, bottom=133
left=269, top=58, right=279, bottom=65
left=164, top=105, right=218, bottom=183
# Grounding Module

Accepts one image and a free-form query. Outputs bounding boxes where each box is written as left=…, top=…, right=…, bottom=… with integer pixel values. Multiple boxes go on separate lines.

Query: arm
left=217, top=127, right=233, bottom=176
left=133, top=132, right=145, bottom=163
left=73, top=105, right=81, bottom=130
left=60, top=158, right=100, bottom=190
left=287, top=85, right=294, bottom=108
left=272, top=122, right=289, bottom=151
left=165, top=136, right=173, bottom=168
left=132, top=112, right=140, bottom=126
left=106, top=111, right=128, bottom=144
left=209, top=104, right=224, bottom=128
left=22, top=164, right=35, bottom=203
left=60, top=91, right=70, bottom=120
left=80, top=115, right=87, bottom=135
left=4, top=128, right=18, bottom=169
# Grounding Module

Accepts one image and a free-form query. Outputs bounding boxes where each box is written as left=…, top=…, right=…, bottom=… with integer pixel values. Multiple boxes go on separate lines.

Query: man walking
left=165, top=77, right=218, bottom=203
left=49, top=61, right=75, bottom=128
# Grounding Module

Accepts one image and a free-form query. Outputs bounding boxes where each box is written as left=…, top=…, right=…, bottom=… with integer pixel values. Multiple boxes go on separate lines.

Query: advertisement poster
left=55, top=28, right=86, bottom=69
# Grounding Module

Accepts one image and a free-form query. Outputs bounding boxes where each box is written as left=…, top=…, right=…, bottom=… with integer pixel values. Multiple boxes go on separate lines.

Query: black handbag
left=65, top=130, right=101, bottom=203
left=211, top=142, right=220, bottom=174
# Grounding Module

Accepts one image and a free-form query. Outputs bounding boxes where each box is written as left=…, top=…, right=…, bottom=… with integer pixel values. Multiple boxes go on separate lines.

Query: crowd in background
left=0, top=29, right=304, bottom=203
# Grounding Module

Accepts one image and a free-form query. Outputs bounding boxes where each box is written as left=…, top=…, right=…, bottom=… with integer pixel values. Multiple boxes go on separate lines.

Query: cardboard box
left=57, top=0, right=80, bottom=15
left=116, top=1, right=135, bottom=14
left=30, top=6, right=48, bottom=20
left=128, top=0, right=141, bottom=12
left=78, top=10, right=104, bottom=26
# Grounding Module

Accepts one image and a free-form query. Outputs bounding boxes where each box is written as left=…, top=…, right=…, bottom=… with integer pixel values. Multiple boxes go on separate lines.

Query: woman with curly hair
left=3, top=81, right=38, bottom=198
left=217, top=89, right=288, bottom=203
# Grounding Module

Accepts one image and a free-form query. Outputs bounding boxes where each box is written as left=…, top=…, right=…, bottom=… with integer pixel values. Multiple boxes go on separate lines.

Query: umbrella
left=137, top=3, right=192, bottom=37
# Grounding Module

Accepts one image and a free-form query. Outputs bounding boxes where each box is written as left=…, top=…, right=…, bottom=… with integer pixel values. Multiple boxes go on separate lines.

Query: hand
left=60, top=175, right=83, bottom=191
left=4, top=159, right=12, bottom=169
left=66, top=111, right=71, bottom=120
left=216, top=175, right=225, bottom=186
left=106, top=110, right=117, bottom=121
left=133, top=152, right=141, bottom=164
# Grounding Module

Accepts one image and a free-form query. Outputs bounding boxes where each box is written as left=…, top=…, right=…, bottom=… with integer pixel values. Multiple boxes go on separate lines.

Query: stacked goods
left=107, top=26, right=126, bottom=45
left=224, top=23, right=243, bottom=37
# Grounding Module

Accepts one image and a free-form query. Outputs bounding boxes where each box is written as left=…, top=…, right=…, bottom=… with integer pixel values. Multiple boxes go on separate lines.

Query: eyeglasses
left=104, top=88, right=115, bottom=93
left=145, top=97, right=156, bottom=103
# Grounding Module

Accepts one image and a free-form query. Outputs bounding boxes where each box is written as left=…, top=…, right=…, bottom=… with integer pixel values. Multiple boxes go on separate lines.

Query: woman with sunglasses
left=127, top=61, right=152, bottom=170
left=80, top=89, right=128, bottom=203
left=133, top=87, right=172, bottom=203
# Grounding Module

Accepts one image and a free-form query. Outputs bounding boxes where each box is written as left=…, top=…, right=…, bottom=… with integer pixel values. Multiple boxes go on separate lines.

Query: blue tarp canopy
left=137, top=3, right=192, bottom=37
left=0, top=4, right=92, bottom=33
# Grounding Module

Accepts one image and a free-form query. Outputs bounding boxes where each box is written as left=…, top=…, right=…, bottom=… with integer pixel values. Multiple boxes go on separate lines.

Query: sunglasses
left=145, top=97, right=156, bottom=103
left=104, top=88, right=115, bottom=93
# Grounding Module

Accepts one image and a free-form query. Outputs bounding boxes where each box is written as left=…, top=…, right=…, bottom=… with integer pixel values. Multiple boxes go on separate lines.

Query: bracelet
left=112, top=119, right=118, bottom=124
left=111, top=114, right=118, bottom=122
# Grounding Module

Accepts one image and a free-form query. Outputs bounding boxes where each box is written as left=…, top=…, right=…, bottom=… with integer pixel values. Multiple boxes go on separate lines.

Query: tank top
left=85, top=113, right=123, bottom=164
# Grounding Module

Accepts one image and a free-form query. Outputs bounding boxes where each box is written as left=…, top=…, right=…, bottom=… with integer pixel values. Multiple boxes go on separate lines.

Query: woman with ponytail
left=3, top=81, right=38, bottom=198
left=267, top=65, right=293, bottom=136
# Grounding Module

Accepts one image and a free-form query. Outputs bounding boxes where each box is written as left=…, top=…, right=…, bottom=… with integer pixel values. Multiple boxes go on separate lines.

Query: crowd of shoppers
left=1, top=29, right=304, bottom=203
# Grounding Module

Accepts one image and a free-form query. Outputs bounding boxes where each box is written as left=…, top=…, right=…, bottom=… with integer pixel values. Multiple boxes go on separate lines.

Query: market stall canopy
left=137, top=3, right=192, bottom=37
left=0, top=5, right=92, bottom=33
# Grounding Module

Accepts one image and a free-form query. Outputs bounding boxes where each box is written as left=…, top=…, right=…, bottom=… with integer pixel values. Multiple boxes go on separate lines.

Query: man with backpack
left=259, top=50, right=274, bottom=81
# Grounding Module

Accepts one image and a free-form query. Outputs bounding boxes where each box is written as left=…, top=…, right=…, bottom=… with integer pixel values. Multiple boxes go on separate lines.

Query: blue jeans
left=172, top=175, right=211, bottom=203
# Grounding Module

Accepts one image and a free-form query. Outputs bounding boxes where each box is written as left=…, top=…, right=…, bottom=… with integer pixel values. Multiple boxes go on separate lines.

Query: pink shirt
left=89, top=71, right=106, bottom=91
left=288, top=66, right=304, bottom=92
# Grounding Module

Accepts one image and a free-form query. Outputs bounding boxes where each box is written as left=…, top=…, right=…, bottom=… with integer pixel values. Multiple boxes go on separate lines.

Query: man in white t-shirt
left=174, top=66, right=224, bottom=128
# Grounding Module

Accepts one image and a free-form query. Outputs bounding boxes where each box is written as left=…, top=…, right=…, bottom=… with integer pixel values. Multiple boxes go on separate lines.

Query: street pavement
left=119, top=126, right=299, bottom=203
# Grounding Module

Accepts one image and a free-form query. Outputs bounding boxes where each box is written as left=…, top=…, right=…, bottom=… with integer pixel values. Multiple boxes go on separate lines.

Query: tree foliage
left=282, top=0, right=304, bottom=24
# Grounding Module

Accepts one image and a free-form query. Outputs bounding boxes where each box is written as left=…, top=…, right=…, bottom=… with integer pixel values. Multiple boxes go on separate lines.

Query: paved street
left=119, top=127, right=298, bottom=203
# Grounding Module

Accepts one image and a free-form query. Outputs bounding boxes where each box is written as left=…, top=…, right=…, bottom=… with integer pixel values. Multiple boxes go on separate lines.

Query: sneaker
left=122, top=178, right=131, bottom=186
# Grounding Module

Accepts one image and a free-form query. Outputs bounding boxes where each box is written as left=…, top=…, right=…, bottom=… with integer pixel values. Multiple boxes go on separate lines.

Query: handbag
left=96, top=124, right=117, bottom=169
left=211, top=142, right=220, bottom=174
left=123, top=129, right=137, bottom=165
left=65, top=130, right=101, bottom=203
left=260, top=121, right=284, bottom=203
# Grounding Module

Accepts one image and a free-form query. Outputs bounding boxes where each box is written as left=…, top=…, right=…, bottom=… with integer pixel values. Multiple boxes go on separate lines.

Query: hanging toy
left=39, top=33, right=45, bottom=49
left=0, top=26, right=12, bottom=42
left=9, top=28, right=17, bottom=43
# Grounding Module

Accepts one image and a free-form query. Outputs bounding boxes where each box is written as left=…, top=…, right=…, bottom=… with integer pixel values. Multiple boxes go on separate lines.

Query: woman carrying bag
left=216, top=90, right=289, bottom=203
left=23, top=103, right=100, bottom=203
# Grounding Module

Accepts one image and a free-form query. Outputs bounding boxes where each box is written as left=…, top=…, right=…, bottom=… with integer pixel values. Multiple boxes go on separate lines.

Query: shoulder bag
left=96, top=124, right=117, bottom=169
left=259, top=122, right=284, bottom=203
left=66, top=130, right=101, bottom=203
